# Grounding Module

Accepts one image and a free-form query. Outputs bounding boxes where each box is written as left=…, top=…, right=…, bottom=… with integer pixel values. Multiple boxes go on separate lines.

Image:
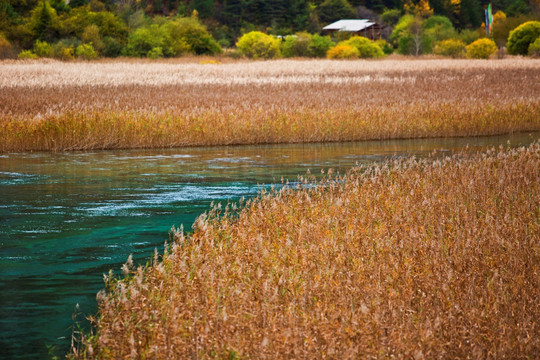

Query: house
left=322, top=19, right=388, bottom=40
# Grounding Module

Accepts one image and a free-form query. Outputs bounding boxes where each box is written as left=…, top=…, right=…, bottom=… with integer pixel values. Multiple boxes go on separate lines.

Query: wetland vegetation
left=1, top=58, right=539, bottom=152
left=1, top=53, right=539, bottom=360
left=71, top=143, right=540, bottom=359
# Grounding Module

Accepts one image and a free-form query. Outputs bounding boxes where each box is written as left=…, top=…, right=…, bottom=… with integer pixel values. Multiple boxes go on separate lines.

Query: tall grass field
left=1, top=58, right=539, bottom=152
left=71, top=144, right=539, bottom=359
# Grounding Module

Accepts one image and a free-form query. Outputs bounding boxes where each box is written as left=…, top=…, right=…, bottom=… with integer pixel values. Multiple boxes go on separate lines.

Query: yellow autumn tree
left=404, top=0, right=434, bottom=18
left=493, top=11, right=506, bottom=25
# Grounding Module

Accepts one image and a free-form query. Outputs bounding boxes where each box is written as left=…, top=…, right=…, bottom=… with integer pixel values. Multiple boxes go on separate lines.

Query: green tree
left=422, top=15, right=456, bottom=52
left=396, top=16, right=428, bottom=55
left=219, top=0, right=248, bottom=36
left=0, top=2, right=19, bottom=35
left=318, top=0, right=356, bottom=24
left=69, top=0, right=89, bottom=8
left=192, top=0, right=214, bottom=19
left=390, top=14, right=414, bottom=46
left=428, top=0, right=454, bottom=21
left=30, top=0, right=58, bottom=42
left=457, top=0, right=483, bottom=28
left=59, top=7, right=128, bottom=47
left=381, top=8, right=402, bottom=25
left=506, top=0, right=531, bottom=17
left=285, top=0, right=310, bottom=30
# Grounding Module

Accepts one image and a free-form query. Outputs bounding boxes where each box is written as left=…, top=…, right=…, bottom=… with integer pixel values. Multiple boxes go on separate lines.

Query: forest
left=0, top=0, right=539, bottom=58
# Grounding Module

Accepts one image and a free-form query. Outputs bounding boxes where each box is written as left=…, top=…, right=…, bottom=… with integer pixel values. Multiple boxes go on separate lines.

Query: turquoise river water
left=0, top=133, right=538, bottom=359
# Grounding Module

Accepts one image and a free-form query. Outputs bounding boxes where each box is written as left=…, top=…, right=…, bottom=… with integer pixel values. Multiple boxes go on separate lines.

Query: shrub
left=53, top=38, right=80, bottom=59
left=465, top=38, right=497, bottom=59
left=236, top=31, right=281, bottom=59
left=308, top=34, right=334, bottom=57
left=492, top=15, right=534, bottom=47
left=507, top=21, right=540, bottom=55
left=102, top=36, right=123, bottom=57
left=327, top=44, right=359, bottom=59
left=433, top=38, right=466, bottom=58
left=165, top=17, right=222, bottom=55
left=217, top=38, right=230, bottom=48
left=356, top=42, right=385, bottom=58
left=56, top=46, right=74, bottom=60
left=76, top=43, right=97, bottom=60
left=18, top=50, right=38, bottom=59
left=457, top=29, right=480, bottom=45
left=125, top=24, right=174, bottom=57
left=33, top=39, right=54, bottom=57
left=124, top=17, right=220, bottom=58
left=147, top=46, right=163, bottom=59
left=281, top=32, right=311, bottom=58
left=224, top=49, right=243, bottom=59
left=340, top=36, right=385, bottom=58
left=528, top=37, right=540, bottom=57
left=374, top=39, right=393, bottom=54
left=397, top=34, right=413, bottom=55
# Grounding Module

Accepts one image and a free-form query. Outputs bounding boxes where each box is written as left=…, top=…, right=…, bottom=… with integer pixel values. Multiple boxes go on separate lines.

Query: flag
left=485, top=3, right=493, bottom=35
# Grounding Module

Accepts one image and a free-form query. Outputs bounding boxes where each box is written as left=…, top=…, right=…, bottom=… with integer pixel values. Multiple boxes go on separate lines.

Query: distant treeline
left=0, top=0, right=538, bottom=58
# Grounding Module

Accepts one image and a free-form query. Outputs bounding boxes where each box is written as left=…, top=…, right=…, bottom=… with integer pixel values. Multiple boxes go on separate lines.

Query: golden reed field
left=72, top=144, right=539, bottom=359
left=1, top=58, right=540, bottom=152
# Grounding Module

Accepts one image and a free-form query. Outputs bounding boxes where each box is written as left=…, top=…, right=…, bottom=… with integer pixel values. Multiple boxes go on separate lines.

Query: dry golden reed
left=1, top=58, right=539, bottom=152
left=73, top=144, right=540, bottom=359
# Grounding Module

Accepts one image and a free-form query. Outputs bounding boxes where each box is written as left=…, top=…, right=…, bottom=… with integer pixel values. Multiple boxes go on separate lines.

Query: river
left=0, top=133, right=538, bottom=359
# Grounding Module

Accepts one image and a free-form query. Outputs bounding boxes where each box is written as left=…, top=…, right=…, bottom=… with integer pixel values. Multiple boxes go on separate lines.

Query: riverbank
left=73, top=143, right=539, bottom=359
left=2, top=59, right=539, bottom=152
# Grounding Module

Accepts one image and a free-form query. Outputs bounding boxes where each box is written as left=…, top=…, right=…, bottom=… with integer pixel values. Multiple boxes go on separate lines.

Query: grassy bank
left=73, top=144, right=539, bottom=359
left=2, top=59, right=540, bottom=152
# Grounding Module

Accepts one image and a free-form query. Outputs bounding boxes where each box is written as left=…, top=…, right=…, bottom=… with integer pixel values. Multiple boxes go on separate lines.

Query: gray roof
left=322, top=19, right=376, bottom=32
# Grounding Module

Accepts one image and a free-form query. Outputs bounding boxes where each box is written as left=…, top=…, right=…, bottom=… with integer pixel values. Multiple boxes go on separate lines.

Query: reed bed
left=74, top=144, right=540, bottom=359
left=1, top=59, right=540, bottom=152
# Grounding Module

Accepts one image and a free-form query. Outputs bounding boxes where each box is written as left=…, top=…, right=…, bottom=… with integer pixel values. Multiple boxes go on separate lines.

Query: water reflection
left=0, top=133, right=538, bottom=359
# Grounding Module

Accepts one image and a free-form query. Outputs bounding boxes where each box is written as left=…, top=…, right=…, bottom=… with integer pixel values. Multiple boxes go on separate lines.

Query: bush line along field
left=72, top=144, right=540, bottom=359
left=1, top=58, right=540, bottom=152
